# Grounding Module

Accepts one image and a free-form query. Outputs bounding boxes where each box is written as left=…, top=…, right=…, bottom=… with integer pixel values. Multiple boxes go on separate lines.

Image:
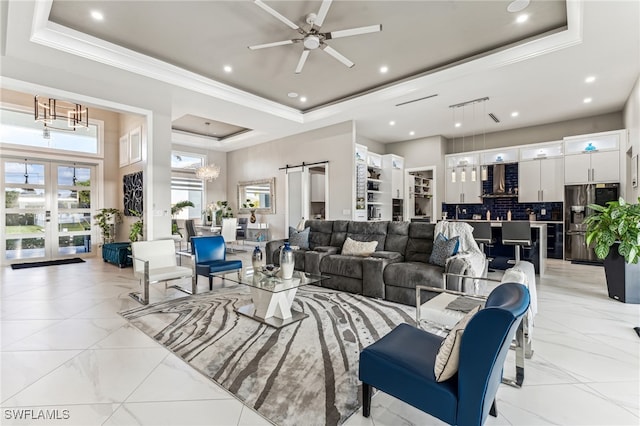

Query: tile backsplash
left=442, top=162, right=563, bottom=221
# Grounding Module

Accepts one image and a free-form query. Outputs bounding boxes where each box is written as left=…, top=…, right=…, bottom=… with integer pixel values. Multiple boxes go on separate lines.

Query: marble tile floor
left=1, top=254, right=638, bottom=425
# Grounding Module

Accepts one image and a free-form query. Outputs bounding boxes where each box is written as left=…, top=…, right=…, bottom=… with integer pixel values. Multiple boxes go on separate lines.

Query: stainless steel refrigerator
left=564, top=183, right=619, bottom=262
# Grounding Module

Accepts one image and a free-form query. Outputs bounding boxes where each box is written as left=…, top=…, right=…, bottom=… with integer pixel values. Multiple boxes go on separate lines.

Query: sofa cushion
left=346, top=221, right=388, bottom=252
left=405, top=222, right=436, bottom=263
left=434, top=306, right=481, bottom=382
left=342, top=237, right=378, bottom=256
left=306, top=220, right=333, bottom=250
left=329, top=220, right=350, bottom=248
left=429, top=233, right=460, bottom=267
left=384, top=261, right=444, bottom=290
left=385, top=221, right=410, bottom=255
left=321, top=255, right=364, bottom=279
left=289, top=226, right=310, bottom=249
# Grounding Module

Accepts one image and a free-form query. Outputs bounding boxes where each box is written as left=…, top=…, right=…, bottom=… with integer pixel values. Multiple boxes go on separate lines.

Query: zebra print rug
left=121, top=286, right=416, bottom=426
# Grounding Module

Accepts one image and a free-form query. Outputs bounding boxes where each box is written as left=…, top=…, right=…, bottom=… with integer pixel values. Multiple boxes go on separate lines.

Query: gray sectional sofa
left=265, top=220, right=478, bottom=306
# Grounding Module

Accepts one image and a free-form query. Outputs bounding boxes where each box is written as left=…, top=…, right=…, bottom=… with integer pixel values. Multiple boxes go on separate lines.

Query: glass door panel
left=2, top=159, right=96, bottom=262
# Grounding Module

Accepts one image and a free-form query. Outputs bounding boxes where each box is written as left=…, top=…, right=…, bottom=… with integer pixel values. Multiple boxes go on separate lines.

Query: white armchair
left=130, top=239, right=195, bottom=305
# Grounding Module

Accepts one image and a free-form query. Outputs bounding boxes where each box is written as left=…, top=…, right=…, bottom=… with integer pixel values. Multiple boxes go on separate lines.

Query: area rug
left=10, top=257, right=85, bottom=269
left=121, top=286, right=416, bottom=426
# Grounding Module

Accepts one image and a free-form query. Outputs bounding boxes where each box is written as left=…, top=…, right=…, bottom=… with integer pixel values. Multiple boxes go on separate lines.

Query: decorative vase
left=279, top=242, right=294, bottom=279
left=250, top=210, right=257, bottom=223
left=252, top=245, right=263, bottom=270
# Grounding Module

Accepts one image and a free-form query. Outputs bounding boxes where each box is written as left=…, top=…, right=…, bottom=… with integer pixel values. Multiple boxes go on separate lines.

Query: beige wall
left=444, top=112, right=623, bottom=153
left=385, top=135, right=447, bottom=215
left=624, top=74, right=640, bottom=202
left=227, top=121, right=353, bottom=239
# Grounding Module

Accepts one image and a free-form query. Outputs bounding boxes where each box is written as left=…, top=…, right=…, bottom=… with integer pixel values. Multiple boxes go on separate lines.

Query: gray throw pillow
left=429, top=233, right=459, bottom=267
left=289, top=226, right=310, bottom=250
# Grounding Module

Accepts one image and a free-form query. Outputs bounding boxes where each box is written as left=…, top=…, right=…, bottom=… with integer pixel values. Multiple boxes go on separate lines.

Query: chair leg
left=362, top=383, right=372, bottom=418
left=209, top=275, right=213, bottom=291
left=490, top=399, right=498, bottom=417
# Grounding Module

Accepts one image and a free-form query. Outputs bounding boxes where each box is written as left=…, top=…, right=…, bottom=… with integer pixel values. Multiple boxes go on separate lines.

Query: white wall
left=385, top=135, right=447, bottom=215
left=227, top=121, right=353, bottom=239
left=623, top=74, right=640, bottom=202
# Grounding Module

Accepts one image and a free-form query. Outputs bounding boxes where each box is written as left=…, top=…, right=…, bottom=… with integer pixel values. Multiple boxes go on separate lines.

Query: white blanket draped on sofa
left=435, top=221, right=487, bottom=282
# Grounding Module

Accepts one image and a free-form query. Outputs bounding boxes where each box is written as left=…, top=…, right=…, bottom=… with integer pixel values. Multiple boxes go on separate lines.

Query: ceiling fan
left=249, top=0, right=382, bottom=74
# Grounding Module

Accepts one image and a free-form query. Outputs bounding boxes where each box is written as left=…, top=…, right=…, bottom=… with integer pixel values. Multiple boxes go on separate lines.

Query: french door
left=2, top=158, right=96, bottom=263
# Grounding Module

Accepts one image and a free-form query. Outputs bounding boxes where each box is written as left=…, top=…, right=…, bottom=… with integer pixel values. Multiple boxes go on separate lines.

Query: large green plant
left=171, top=200, right=195, bottom=235
left=128, top=209, right=144, bottom=242
left=585, top=197, right=640, bottom=264
left=94, top=208, right=123, bottom=243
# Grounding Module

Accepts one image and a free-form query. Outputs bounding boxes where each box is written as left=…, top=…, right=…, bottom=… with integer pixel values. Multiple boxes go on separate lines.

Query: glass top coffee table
left=220, top=267, right=328, bottom=328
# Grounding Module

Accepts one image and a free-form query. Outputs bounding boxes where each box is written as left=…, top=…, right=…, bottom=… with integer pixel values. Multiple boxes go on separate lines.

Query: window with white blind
left=171, top=151, right=204, bottom=219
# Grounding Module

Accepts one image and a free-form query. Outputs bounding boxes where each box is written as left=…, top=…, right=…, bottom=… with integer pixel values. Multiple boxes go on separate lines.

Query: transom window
left=1, top=108, right=99, bottom=154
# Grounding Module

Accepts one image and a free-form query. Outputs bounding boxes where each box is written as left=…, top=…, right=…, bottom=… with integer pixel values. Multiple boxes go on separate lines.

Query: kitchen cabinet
left=519, top=157, right=564, bottom=202
left=445, top=154, right=481, bottom=204
left=563, top=130, right=621, bottom=184
left=383, top=154, right=404, bottom=199
left=445, top=168, right=481, bottom=204
left=564, top=151, right=619, bottom=184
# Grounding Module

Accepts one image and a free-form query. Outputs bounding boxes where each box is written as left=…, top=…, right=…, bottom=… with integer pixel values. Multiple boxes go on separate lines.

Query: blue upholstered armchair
left=191, top=236, right=242, bottom=290
left=359, top=282, right=530, bottom=425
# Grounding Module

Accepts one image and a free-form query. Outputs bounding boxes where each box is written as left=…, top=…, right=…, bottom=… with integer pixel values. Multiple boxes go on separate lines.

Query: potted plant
left=213, top=201, right=233, bottom=225
left=128, top=209, right=144, bottom=242
left=242, top=198, right=259, bottom=223
left=94, top=208, right=123, bottom=244
left=170, top=200, right=195, bottom=237
left=585, top=197, right=640, bottom=303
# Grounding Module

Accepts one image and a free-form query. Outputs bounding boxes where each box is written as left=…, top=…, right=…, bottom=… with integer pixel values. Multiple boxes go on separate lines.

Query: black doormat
left=11, top=257, right=85, bottom=270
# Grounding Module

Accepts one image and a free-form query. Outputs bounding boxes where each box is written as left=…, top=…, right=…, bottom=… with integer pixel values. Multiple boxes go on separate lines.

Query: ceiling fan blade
left=254, top=0, right=301, bottom=31
left=320, top=44, right=354, bottom=68
left=314, top=0, right=333, bottom=28
left=295, top=50, right=310, bottom=74
left=324, top=24, right=382, bottom=40
left=248, top=39, right=295, bottom=50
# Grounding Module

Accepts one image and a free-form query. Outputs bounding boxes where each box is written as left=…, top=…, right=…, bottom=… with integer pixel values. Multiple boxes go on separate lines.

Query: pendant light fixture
left=481, top=99, right=489, bottom=181
left=460, top=104, right=466, bottom=183
left=450, top=106, right=456, bottom=183
left=470, top=101, right=477, bottom=182
left=34, top=96, right=89, bottom=132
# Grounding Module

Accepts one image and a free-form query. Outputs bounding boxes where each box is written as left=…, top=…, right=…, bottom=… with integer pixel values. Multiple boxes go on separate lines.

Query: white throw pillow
left=433, top=305, right=480, bottom=382
left=341, top=237, right=378, bottom=256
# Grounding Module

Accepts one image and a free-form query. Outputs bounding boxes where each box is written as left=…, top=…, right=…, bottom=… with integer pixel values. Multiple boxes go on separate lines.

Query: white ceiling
left=3, top=1, right=640, bottom=151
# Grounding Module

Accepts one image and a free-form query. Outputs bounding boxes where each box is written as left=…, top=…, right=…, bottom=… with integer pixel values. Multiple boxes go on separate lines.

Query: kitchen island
left=451, top=220, right=547, bottom=276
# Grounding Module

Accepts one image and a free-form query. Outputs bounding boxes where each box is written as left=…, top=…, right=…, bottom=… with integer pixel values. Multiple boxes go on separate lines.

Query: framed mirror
left=238, top=177, right=275, bottom=214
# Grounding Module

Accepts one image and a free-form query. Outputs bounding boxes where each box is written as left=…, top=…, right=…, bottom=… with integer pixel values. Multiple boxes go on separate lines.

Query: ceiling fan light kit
left=249, top=0, right=381, bottom=74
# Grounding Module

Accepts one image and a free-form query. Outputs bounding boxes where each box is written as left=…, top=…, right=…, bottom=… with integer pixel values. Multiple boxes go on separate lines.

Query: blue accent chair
left=191, top=236, right=243, bottom=290
left=359, top=282, right=530, bottom=426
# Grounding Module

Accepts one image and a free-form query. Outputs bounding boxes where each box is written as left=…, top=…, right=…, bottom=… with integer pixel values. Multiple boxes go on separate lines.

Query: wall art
left=123, top=171, right=143, bottom=215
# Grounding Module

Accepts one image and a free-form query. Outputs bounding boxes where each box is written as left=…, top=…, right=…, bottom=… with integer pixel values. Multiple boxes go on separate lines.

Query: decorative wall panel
left=123, top=171, right=143, bottom=215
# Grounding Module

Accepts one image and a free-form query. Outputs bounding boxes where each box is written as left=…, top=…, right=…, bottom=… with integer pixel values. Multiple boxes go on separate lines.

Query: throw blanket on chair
left=435, top=221, right=487, bottom=287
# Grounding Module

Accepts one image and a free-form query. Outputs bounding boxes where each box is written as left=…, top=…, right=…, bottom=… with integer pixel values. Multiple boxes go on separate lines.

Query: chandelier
left=34, top=96, right=89, bottom=132
left=195, top=163, right=221, bottom=181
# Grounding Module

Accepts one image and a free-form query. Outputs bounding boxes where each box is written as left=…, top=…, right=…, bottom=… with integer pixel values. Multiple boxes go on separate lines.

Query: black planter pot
left=604, top=244, right=640, bottom=304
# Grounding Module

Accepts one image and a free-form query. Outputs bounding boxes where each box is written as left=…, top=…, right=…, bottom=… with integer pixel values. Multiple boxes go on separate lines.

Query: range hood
left=481, top=164, right=518, bottom=198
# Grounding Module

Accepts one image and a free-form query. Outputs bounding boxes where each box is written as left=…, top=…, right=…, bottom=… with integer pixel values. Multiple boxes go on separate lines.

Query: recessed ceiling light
left=223, top=65, right=232, bottom=73
left=287, top=92, right=298, bottom=98
left=516, top=14, right=529, bottom=24
left=389, top=120, right=396, bottom=126
left=584, top=97, right=592, bottom=103
left=511, top=111, right=519, bottom=117
left=455, top=122, right=461, bottom=128
left=409, top=131, right=415, bottom=136
left=507, top=0, right=530, bottom=13
left=379, top=66, right=389, bottom=74
left=90, top=10, right=104, bottom=21
left=300, top=96, right=307, bottom=102
left=585, top=76, right=596, bottom=83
